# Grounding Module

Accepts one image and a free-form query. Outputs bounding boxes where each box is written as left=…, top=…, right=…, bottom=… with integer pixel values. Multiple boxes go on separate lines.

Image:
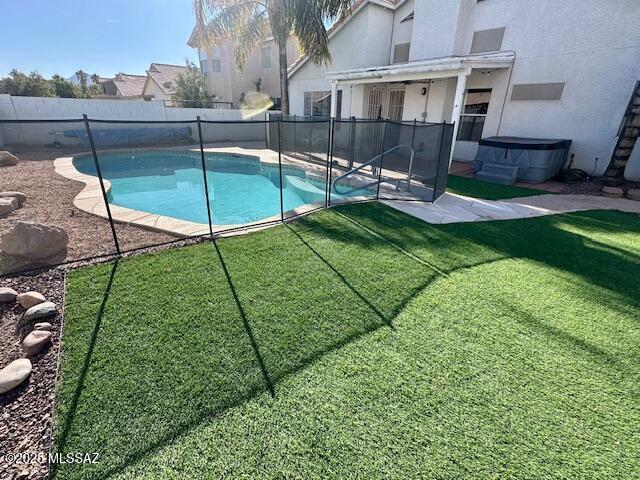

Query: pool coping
left=53, top=146, right=372, bottom=238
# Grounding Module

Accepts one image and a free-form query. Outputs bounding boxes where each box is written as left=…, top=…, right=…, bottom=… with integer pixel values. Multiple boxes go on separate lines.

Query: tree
left=51, top=74, right=81, bottom=98
left=75, top=69, right=88, bottom=95
left=172, top=60, right=212, bottom=108
left=194, top=0, right=351, bottom=115
left=0, top=69, right=55, bottom=97
left=90, top=73, right=101, bottom=85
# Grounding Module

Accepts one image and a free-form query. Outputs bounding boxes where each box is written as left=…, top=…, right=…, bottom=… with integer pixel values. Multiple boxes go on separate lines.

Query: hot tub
left=474, top=136, right=572, bottom=184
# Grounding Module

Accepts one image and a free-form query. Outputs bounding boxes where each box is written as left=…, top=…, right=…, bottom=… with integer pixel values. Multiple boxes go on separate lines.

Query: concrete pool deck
left=383, top=192, right=640, bottom=224
left=53, top=145, right=409, bottom=238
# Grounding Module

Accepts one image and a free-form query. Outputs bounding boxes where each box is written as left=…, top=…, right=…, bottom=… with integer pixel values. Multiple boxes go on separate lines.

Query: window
left=457, top=88, right=491, bottom=142
left=510, top=83, right=564, bottom=101
left=470, top=27, right=505, bottom=53
left=261, top=47, right=272, bottom=69
left=303, top=90, right=338, bottom=117
left=211, top=58, right=221, bottom=72
left=200, top=59, right=208, bottom=75
left=393, top=43, right=410, bottom=63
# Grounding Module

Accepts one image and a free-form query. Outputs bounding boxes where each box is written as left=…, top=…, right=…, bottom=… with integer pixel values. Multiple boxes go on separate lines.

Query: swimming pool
left=72, top=150, right=374, bottom=226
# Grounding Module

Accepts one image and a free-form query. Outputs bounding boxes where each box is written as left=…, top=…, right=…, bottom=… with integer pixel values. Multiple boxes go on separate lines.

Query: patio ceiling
left=327, top=51, right=515, bottom=85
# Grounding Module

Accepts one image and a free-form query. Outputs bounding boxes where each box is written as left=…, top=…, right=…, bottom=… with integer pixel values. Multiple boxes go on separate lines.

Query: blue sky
left=0, top=0, right=197, bottom=78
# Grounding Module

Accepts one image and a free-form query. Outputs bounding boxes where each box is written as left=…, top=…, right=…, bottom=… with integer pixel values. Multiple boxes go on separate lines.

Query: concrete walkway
left=382, top=193, right=640, bottom=225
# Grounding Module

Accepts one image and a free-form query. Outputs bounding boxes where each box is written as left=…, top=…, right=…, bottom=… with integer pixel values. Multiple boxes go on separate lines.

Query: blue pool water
left=73, top=151, right=373, bottom=225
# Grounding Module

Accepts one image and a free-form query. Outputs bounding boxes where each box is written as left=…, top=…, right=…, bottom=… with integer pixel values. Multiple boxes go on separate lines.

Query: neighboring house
left=142, top=63, right=191, bottom=102
left=288, top=0, right=640, bottom=176
left=188, top=29, right=300, bottom=108
left=98, top=73, right=148, bottom=99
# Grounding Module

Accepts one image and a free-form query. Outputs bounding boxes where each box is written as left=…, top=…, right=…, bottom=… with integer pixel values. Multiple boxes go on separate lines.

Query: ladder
left=331, top=144, right=415, bottom=195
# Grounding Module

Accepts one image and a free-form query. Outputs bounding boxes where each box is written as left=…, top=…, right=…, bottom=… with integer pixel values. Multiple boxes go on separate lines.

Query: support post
left=277, top=118, right=284, bottom=221
left=348, top=116, right=356, bottom=169
left=83, top=114, right=120, bottom=255
left=330, top=81, right=338, bottom=118
left=197, top=116, right=214, bottom=237
left=449, top=70, right=469, bottom=166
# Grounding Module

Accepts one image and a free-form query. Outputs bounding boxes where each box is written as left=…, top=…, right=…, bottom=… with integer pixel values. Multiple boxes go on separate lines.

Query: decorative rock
left=0, top=358, right=32, bottom=394
left=1, top=222, right=69, bottom=259
left=22, top=330, right=53, bottom=356
left=0, top=198, right=17, bottom=217
left=34, top=322, right=53, bottom=331
left=0, top=191, right=26, bottom=205
left=17, top=291, right=46, bottom=309
left=627, top=188, right=640, bottom=201
left=23, top=301, right=57, bottom=322
left=0, top=151, right=18, bottom=167
left=601, top=186, right=624, bottom=198
left=0, top=287, right=18, bottom=303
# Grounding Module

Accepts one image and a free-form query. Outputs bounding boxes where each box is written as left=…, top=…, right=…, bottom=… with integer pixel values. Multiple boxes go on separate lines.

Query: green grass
left=54, top=204, right=640, bottom=479
left=447, top=174, right=551, bottom=199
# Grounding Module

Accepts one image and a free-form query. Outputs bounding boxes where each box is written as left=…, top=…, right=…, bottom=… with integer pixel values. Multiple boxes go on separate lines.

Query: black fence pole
left=375, top=119, right=387, bottom=201
left=432, top=121, right=448, bottom=201
left=277, top=118, right=284, bottom=222
left=83, top=114, right=120, bottom=255
left=327, top=118, right=335, bottom=207
left=197, top=116, right=214, bottom=237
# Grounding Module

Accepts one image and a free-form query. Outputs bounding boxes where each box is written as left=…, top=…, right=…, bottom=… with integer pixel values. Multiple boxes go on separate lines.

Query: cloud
left=105, top=18, right=120, bottom=23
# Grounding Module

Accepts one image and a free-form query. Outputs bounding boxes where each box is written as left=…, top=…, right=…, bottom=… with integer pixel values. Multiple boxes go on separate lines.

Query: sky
left=0, top=0, right=198, bottom=79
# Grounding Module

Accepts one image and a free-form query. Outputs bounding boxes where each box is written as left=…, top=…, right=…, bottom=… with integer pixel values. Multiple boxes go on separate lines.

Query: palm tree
left=193, top=0, right=351, bottom=115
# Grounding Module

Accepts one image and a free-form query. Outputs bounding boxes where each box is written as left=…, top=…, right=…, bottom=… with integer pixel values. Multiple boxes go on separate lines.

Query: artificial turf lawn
left=447, top=174, right=550, bottom=199
left=54, top=203, right=640, bottom=479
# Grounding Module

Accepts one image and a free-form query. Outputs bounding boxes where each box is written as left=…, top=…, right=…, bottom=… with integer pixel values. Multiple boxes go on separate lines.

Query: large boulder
left=0, top=198, right=17, bottom=217
left=17, top=291, right=46, bottom=309
left=0, top=191, right=26, bottom=206
left=22, top=330, right=53, bottom=356
left=1, top=222, right=68, bottom=260
left=0, top=151, right=18, bottom=167
left=0, top=287, right=18, bottom=303
left=0, top=358, right=32, bottom=394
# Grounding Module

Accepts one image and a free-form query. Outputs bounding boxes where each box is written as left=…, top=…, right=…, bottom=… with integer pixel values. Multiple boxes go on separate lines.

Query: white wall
left=0, top=94, right=267, bottom=146
left=289, top=2, right=395, bottom=116
left=407, top=0, right=640, bottom=173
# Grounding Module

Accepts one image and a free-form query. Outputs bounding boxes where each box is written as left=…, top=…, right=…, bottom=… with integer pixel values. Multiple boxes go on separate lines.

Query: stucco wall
left=289, top=2, right=395, bottom=116
left=409, top=0, right=640, bottom=174
left=201, top=38, right=299, bottom=106
left=0, top=94, right=266, bottom=146
left=142, top=79, right=170, bottom=101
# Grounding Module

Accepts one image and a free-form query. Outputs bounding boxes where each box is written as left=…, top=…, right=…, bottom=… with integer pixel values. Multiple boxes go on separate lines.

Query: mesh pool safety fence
left=0, top=115, right=453, bottom=276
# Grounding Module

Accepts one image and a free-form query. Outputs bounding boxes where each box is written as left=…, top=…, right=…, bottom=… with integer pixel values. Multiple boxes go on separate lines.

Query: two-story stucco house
left=288, top=0, right=640, bottom=177
left=188, top=29, right=299, bottom=109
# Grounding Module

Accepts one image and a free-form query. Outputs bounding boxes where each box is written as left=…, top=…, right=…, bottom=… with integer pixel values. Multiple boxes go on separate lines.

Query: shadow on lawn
left=335, top=203, right=640, bottom=311
left=53, top=203, right=640, bottom=479
left=52, top=259, right=119, bottom=479
left=53, top=211, right=444, bottom=479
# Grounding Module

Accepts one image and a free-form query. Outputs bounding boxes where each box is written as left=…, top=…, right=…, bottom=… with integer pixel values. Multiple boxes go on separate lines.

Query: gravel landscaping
left=0, top=149, right=174, bottom=276
left=0, top=269, right=65, bottom=480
